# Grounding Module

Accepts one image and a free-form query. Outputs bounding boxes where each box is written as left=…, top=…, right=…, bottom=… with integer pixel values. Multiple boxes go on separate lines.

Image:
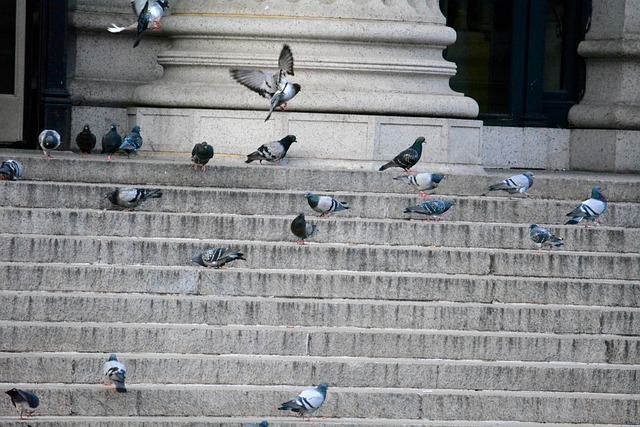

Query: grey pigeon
left=404, top=199, right=455, bottom=220
left=305, top=192, right=349, bottom=218
left=245, top=421, right=268, bottom=427
left=134, top=0, right=169, bottom=47
left=106, top=187, right=162, bottom=211
left=76, top=124, right=97, bottom=156
left=0, top=160, right=24, bottom=181
left=565, top=185, right=607, bottom=227
left=108, top=0, right=169, bottom=46
left=38, top=129, right=61, bottom=158
left=191, top=141, right=214, bottom=171
left=245, top=135, right=296, bottom=165
left=103, top=353, right=127, bottom=393
left=191, top=247, right=246, bottom=268
left=118, top=125, right=143, bottom=157
left=230, top=44, right=301, bottom=121
left=5, top=388, right=39, bottom=420
left=529, top=224, right=564, bottom=250
left=291, top=213, right=318, bottom=245
left=101, top=124, right=123, bottom=161
left=394, top=172, right=445, bottom=197
left=279, top=383, right=328, bottom=420
left=488, top=172, right=534, bottom=196
left=379, top=137, right=426, bottom=172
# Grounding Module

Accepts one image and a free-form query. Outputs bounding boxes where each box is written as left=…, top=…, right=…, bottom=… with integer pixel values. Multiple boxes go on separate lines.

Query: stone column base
left=126, top=107, right=483, bottom=172
left=570, top=129, right=640, bottom=173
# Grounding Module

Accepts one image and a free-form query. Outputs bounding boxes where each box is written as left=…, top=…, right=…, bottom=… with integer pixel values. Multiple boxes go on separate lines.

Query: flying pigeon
left=245, top=422, right=268, bottom=427
left=278, top=383, right=328, bottom=420
left=191, top=247, right=246, bottom=268
left=404, top=199, right=455, bottom=220
left=118, top=125, right=143, bottom=158
left=230, top=44, right=301, bottom=121
left=76, top=124, right=97, bottom=157
left=379, top=137, right=426, bottom=172
left=191, top=141, right=214, bottom=171
left=5, top=388, right=39, bottom=420
left=108, top=0, right=169, bottom=47
left=0, top=160, right=24, bottom=181
left=245, top=135, right=296, bottom=166
left=101, top=124, right=123, bottom=161
left=305, top=192, right=349, bottom=218
left=291, top=213, right=318, bottom=245
left=38, top=129, right=61, bottom=158
left=488, top=172, right=534, bottom=197
left=394, top=172, right=445, bottom=197
left=103, top=353, right=127, bottom=393
left=106, top=187, right=162, bottom=211
left=565, top=185, right=607, bottom=227
left=529, top=224, right=564, bottom=250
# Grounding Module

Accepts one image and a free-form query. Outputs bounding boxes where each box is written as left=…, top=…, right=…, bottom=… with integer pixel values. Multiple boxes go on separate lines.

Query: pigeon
left=245, top=135, right=296, bottom=166
left=279, top=383, right=328, bottom=420
left=291, top=213, right=318, bottom=245
left=394, top=172, right=445, bottom=197
left=0, top=160, right=24, bottom=181
left=379, top=137, right=426, bottom=172
left=245, top=422, right=268, bottom=427
left=305, top=192, right=349, bottom=218
left=106, top=187, right=162, bottom=211
left=5, top=388, right=39, bottom=420
left=529, top=224, right=564, bottom=250
left=101, top=124, right=123, bottom=161
left=38, top=129, right=61, bottom=158
left=103, top=354, right=127, bottom=393
left=191, top=247, right=246, bottom=268
left=230, top=44, right=301, bottom=121
left=191, top=141, right=214, bottom=171
left=108, top=0, right=169, bottom=47
left=488, top=172, right=534, bottom=197
left=565, top=185, right=607, bottom=227
left=403, top=199, right=455, bottom=220
left=118, top=125, right=143, bottom=157
left=76, top=124, right=97, bottom=156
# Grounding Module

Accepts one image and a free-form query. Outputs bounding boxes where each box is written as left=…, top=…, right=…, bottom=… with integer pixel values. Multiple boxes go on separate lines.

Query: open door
left=0, top=0, right=25, bottom=143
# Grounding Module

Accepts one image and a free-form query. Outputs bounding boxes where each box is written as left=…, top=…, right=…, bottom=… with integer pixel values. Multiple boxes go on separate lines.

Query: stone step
left=2, top=262, right=638, bottom=308
left=1, top=321, right=638, bottom=364
left=1, top=180, right=638, bottom=227
left=7, top=149, right=640, bottom=202
left=2, top=291, right=638, bottom=335
left=1, top=207, right=637, bottom=253
left=1, top=234, right=639, bottom=280
left=2, top=352, right=638, bottom=394
left=0, top=383, right=638, bottom=424
left=0, top=417, right=633, bottom=427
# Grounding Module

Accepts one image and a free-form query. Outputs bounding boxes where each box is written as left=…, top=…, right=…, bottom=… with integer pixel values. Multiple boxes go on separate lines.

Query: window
left=440, top=0, right=591, bottom=127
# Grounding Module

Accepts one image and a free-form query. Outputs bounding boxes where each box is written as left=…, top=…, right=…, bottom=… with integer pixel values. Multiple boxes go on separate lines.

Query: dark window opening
left=440, top=0, right=591, bottom=128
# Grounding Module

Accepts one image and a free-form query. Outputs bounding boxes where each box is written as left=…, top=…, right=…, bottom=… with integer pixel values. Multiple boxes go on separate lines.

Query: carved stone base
left=125, top=107, right=483, bottom=171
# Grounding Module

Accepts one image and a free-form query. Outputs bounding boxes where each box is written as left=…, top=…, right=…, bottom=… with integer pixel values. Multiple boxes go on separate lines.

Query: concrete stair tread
left=0, top=383, right=638, bottom=423
left=3, top=261, right=639, bottom=308
left=2, top=206, right=637, bottom=253
left=0, top=416, right=634, bottom=427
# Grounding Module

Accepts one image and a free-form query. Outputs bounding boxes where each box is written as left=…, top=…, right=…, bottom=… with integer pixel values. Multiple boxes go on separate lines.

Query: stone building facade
left=2, top=0, right=639, bottom=172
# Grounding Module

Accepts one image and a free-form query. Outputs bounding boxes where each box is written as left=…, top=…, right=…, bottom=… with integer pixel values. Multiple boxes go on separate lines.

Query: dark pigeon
left=101, top=124, right=123, bottom=161
left=5, top=388, right=39, bottom=420
left=291, top=213, right=318, bottom=245
left=76, top=124, right=97, bottom=156
left=191, top=141, right=214, bottom=171
left=529, top=224, right=564, bottom=250
left=379, top=137, right=426, bottom=172
left=118, top=125, right=143, bottom=158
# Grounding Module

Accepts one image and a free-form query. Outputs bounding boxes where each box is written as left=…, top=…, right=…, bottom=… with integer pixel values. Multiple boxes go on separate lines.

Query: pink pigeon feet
left=418, top=192, right=431, bottom=198
left=278, top=101, right=288, bottom=112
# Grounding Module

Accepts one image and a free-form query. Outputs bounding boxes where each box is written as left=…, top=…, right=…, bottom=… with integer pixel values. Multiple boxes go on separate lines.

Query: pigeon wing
left=231, top=69, right=278, bottom=98
left=278, top=44, right=295, bottom=77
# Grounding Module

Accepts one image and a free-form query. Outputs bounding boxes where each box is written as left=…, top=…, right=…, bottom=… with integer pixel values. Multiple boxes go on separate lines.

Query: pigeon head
left=432, top=173, right=445, bottom=183
left=317, top=383, right=329, bottom=395
left=524, top=172, right=534, bottom=181
left=157, top=0, right=169, bottom=9
left=108, top=353, right=118, bottom=362
left=110, top=124, right=117, bottom=131
left=131, top=125, right=141, bottom=133
left=280, top=135, right=297, bottom=148
left=414, top=137, right=426, bottom=146
left=259, top=422, right=269, bottom=427
left=291, top=83, right=301, bottom=94
left=83, top=124, right=91, bottom=132
left=191, top=253, right=206, bottom=267
left=592, top=185, right=604, bottom=199
left=5, top=388, right=18, bottom=397
left=105, top=190, right=119, bottom=205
